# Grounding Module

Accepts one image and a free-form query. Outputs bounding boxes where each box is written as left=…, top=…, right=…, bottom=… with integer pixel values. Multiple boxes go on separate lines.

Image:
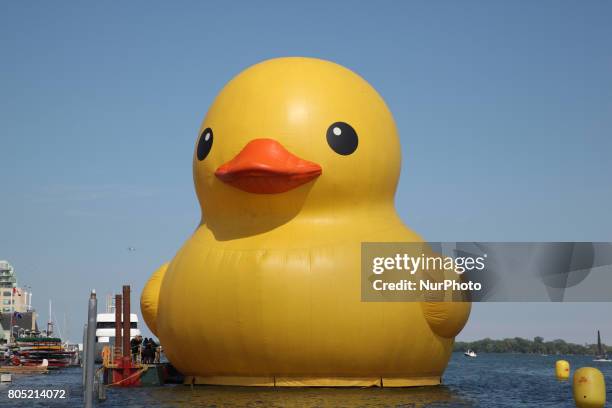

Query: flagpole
left=9, top=288, right=14, bottom=343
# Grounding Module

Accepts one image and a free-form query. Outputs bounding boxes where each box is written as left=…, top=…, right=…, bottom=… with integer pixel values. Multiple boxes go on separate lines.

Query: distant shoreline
left=454, top=337, right=610, bottom=355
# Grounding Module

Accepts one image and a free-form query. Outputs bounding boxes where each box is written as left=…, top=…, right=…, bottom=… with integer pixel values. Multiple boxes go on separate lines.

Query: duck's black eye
left=326, top=122, right=358, bottom=155
left=197, top=128, right=213, bottom=161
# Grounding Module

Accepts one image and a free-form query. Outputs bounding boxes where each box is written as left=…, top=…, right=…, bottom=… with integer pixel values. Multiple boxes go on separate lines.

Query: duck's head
left=193, top=57, right=402, bottom=236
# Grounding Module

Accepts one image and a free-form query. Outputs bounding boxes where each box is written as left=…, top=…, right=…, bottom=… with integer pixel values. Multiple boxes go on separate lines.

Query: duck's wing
left=140, top=263, right=169, bottom=336
left=421, top=301, right=471, bottom=338
left=415, top=246, right=472, bottom=339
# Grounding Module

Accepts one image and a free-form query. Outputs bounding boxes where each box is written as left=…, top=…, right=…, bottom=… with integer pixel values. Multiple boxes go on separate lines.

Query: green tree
left=453, top=336, right=596, bottom=355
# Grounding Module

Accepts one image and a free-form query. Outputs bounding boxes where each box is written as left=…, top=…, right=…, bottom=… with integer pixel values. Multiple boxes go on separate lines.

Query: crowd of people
left=100, top=335, right=163, bottom=366
left=130, top=335, right=162, bottom=364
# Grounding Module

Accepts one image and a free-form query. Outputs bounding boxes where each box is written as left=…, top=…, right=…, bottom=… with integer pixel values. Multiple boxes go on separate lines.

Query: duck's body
left=141, top=57, right=470, bottom=386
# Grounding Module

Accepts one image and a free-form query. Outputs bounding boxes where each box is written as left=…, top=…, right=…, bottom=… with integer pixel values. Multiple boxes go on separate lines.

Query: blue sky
left=1, top=1, right=611, bottom=343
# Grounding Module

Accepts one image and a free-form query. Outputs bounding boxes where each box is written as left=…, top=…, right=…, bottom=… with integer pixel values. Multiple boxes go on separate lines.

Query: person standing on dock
left=145, top=338, right=155, bottom=364
left=154, top=343, right=162, bottom=364
left=141, top=338, right=149, bottom=364
left=130, top=335, right=142, bottom=363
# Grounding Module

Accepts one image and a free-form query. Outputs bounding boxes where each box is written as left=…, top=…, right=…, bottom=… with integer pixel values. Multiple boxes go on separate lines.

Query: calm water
left=0, top=353, right=611, bottom=407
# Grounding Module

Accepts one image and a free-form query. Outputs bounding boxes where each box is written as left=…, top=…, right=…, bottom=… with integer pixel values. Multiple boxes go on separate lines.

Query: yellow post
left=573, top=367, right=605, bottom=408
left=101, top=345, right=110, bottom=368
left=556, top=360, right=570, bottom=380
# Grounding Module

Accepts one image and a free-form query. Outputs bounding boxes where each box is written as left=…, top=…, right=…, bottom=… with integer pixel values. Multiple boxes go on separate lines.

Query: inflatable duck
left=141, top=57, right=471, bottom=386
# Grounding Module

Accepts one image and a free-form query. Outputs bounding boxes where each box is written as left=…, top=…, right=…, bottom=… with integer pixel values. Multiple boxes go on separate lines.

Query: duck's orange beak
left=215, top=139, right=322, bottom=194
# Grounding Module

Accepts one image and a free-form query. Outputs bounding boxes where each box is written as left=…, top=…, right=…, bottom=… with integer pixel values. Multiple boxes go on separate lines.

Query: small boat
left=593, top=330, right=611, bottom=362
left=464, top=349, right=477, bottom=358
left=0, top=358, right=49, bottom=374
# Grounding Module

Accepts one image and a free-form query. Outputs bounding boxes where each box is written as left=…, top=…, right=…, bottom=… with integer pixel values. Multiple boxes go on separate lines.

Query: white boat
left=464, top=349, right=477, bottom=358
left=593, top=330, right=611, bottom=362
left=94, top=312, right=141, bottom=362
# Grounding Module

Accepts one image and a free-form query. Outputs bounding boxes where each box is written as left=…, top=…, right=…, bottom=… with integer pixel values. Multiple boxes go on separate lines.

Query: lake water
left=0, top=353, right=610, bottom=407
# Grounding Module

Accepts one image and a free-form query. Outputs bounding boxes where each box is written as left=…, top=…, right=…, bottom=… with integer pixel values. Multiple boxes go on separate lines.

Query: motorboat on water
left=464, top=349, right=477, bottom=358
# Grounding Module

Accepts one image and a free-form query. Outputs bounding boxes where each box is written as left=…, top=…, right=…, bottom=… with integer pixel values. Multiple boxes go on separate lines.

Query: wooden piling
left=114, top=294, right=122, bottom=359
left=122, top=285, right=132, bottom=384
left=122, top=286, right=130, bottom=359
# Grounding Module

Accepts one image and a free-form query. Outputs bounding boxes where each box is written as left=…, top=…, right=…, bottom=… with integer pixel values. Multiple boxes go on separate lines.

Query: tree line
left=454, top=337, right=611, bottom=355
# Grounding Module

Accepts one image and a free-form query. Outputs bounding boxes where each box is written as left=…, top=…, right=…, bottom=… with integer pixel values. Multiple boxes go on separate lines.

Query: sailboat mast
left=597, top=330, right=603, bottom=355
left=47, top=299, right=54, bottom=337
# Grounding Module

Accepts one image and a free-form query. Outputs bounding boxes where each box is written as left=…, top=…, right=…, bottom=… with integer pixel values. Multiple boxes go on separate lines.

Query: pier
left=97, top=285, right=165, bottom=387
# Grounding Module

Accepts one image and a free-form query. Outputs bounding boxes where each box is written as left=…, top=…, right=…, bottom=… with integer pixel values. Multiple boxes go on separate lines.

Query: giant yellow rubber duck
left=141, top=57, right=471, bottom=387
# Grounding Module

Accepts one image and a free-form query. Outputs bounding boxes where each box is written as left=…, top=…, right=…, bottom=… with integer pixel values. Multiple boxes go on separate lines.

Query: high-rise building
left=0, top=260, right=31, bottom=313
left=0, top=260, right=17, bottom=288
left=0, top=260, right=36, bottom=341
